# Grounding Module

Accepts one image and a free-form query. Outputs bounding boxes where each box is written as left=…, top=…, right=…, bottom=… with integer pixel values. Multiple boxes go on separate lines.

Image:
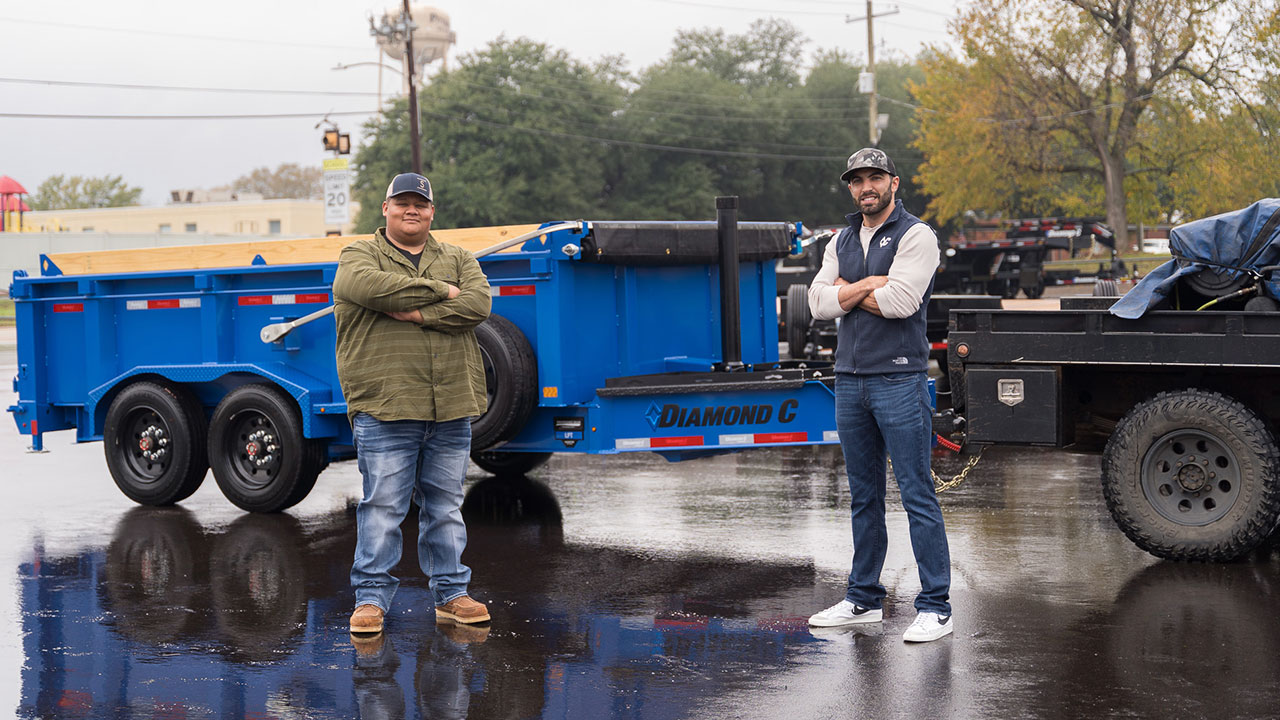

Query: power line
left=0, top=15, right=369, bottom=51
left=0, top=110, right=378, bottom=120
left=0, top=76, right=380, bottom=97
left=641, top=0, right=952, bottom=34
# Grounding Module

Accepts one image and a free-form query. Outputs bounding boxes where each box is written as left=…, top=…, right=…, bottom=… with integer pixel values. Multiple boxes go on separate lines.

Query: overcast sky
left=0, top=1, right=957, bottom=205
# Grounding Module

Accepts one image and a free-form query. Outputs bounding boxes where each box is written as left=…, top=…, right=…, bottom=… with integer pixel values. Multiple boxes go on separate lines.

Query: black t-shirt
left=393, top=243, right=422, bottom=268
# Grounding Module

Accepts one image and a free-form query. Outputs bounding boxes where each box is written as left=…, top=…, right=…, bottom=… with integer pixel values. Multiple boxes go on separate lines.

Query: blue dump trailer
left=8, top=200, right=858, bottom=512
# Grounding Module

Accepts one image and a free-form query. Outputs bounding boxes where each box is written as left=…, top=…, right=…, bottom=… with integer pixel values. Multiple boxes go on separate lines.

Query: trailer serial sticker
left=998, top=379, right=1025, bottom=407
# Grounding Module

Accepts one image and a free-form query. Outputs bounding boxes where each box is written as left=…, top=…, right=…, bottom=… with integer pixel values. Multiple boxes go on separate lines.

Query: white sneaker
left=902, top=611, right=953, bottom=642
left=808, top=599, right=882, bottom=627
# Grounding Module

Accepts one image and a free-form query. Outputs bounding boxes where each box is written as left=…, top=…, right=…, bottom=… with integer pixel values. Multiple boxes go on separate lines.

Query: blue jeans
left=350, top=413, right=473, bottom=610
left=835, top=372, right=951, bottom=615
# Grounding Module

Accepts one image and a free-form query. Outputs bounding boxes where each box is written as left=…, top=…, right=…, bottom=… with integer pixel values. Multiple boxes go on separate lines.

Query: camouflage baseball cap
left=840, top=147, right=897, bottom=182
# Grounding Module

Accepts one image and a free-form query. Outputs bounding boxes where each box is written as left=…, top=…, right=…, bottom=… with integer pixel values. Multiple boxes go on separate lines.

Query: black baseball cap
left=385, top=173, right=433, bottom=202
left=840, top=148, right=897, bottom=182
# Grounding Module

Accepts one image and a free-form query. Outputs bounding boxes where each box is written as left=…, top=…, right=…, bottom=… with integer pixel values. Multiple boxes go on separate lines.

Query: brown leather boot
left=350, top=604, right=385, bottom=633
left=435, top=595, right=490, bottom=624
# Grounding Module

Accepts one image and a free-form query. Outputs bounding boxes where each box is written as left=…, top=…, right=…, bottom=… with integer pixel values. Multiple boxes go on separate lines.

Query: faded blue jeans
left=835, top=372, right=951, bottom=615
left=350, top=413, right=473, bottom=611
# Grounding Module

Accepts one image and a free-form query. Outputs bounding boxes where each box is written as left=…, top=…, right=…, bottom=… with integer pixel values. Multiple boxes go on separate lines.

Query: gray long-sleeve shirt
left=808, top=222, right=940, bottom=320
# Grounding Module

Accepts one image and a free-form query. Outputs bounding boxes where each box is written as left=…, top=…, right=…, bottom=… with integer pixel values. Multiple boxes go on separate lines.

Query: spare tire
left=472, top=314, right=538, bottom=450
left=785, top=284, right=812, bottom=359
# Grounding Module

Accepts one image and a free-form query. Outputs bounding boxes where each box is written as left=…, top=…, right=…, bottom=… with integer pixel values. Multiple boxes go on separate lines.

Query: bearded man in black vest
left=805, top=148, right=954, bottom=643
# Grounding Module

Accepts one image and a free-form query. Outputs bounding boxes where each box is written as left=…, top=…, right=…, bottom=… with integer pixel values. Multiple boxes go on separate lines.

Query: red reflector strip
left=616, top=435, right=705, bottom=450
left=53, top=303, right=83, bottom=313
left=754, top=432, right=808, bottom=444
left=495, top=285, right=536, bottom=297
left=930, top=341, right=948, bottom=350
left=650, top=436, right=704, bottom=448
left=238, top=293, right=330, bottom=305
left=126, top=298, right=201, bottom=310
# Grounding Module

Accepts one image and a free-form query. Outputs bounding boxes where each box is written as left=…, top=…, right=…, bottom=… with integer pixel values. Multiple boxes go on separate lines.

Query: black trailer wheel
left=1101, top=389, right=1280, bottom=561
left=104, top=381, right=209, bottom=506
left=785, top=283, right=811, bottom=359
left=471, top=450, right=553, bottom=476
left=1023, top=279, right=1045, bottom=299
left=472, top=314, right=538, bottom=450
left=208, top=384, right=318, bottom=513
left=1093, top=279, right=1119, bottom=296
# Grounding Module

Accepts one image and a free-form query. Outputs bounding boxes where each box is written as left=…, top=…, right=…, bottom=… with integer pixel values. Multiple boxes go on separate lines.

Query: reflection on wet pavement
left=18, top=475, right=822, bottom=718
left=11, top=440, right=1280, bottom=719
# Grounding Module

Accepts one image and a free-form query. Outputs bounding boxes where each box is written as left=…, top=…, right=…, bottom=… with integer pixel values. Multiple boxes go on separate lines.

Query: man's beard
left=860, top=191, right=892, bottom=216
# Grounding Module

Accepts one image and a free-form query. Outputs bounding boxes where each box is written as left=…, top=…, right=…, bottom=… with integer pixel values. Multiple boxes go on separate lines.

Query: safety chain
left=931, top=447, right=984, bottom=493
left=885, top=445, right=985, bottom=494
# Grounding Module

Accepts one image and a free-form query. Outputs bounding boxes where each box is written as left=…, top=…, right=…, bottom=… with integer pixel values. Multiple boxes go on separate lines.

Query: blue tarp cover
left=1110, top=198, right=1280, bottom=318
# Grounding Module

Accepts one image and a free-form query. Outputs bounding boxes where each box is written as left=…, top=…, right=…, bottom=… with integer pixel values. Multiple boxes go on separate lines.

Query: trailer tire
left=471, top=450, right=553, bottom=477
left=1093, top=279, right=1118, bottom=296
left=472, top=314, right=538, bottom=450
left=785, top=284, right=811, bottom=359
left=1023, top=279, right=1045, bottom=299
left=208, top=384, right=318, bottom=513
left=1101, top=389, right=1280, bottom=561
left=104, top=381, right=209, bottom=507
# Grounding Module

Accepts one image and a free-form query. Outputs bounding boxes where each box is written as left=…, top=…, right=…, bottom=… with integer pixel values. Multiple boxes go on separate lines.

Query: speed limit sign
left=323, top=158, right=350, bottom=225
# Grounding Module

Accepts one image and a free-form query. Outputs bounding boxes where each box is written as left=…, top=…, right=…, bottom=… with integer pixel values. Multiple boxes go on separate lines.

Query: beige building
left=18, top=194, right=359, bottom=236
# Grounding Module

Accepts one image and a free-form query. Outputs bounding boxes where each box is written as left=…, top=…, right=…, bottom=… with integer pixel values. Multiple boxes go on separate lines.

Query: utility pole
left=402, top=0, right=421, bottom=174
left=369, top=5, right=422, bottom=173
left=846, top=1, right=898, bottom=146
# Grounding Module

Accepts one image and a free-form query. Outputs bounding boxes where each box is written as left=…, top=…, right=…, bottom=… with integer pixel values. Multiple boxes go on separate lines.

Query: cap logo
left=419, top=178, right=428, bottom=191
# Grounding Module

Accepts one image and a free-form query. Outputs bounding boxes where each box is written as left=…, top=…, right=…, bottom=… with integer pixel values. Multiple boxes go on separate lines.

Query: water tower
left=372, top=5, right=456, bottom=93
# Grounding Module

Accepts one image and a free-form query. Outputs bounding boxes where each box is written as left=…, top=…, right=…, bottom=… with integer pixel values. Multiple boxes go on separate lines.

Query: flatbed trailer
left=948, top=296, right=1280, bottom=561
left=938, top=218, right=1117, bottom=299
left=8, top=201, right=858, bottom=513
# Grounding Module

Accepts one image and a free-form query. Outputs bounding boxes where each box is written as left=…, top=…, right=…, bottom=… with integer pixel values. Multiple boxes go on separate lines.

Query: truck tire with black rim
left=103, top=381, right=209, bottom=506
left=1023, top=278, right=1045, bottom=299
left=785, top=283, right=811, bottom=359
left=472, top=314, right=538, bottom=450
left=471, top=450, right=553, bottom=477
left=208, top=383, right=318, bottom=513
left=1101, top=389, right=1280, bottom=561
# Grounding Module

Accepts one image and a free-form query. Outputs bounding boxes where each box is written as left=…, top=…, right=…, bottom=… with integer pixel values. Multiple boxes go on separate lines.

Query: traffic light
left=322, top=130, right=351, bottom=154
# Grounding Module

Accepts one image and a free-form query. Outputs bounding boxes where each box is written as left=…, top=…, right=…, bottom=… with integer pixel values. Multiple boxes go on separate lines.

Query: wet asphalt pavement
left=4, top=334, right=1280, bottom=719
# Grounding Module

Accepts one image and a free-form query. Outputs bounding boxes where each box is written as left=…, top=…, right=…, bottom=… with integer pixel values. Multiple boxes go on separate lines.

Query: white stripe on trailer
left=823, top=430, right=839, bottom=442
left=616, top=438, right=650, bottom=450
left=719, top=433, right=753, bottom=445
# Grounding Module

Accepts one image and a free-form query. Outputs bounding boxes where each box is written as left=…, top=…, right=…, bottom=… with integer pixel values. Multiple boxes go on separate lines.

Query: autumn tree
left=27, top=174, right=142, bottom=210
left=913, top=0, right=1276, bottom=237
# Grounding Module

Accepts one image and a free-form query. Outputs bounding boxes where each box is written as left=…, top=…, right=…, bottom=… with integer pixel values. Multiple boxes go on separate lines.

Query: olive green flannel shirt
left=333, top=228, right=491, bottom=423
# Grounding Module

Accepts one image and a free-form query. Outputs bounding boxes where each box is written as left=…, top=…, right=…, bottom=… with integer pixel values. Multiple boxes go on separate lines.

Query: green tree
left=912, top=0, right=1276, bottom=236
left=27, top=174, right=142, bottom=210
left=353, top=37, right=625, bottom=232
left=352, top=21, right=930, bottom=232
left=231, top=163, right=321, bottom=199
